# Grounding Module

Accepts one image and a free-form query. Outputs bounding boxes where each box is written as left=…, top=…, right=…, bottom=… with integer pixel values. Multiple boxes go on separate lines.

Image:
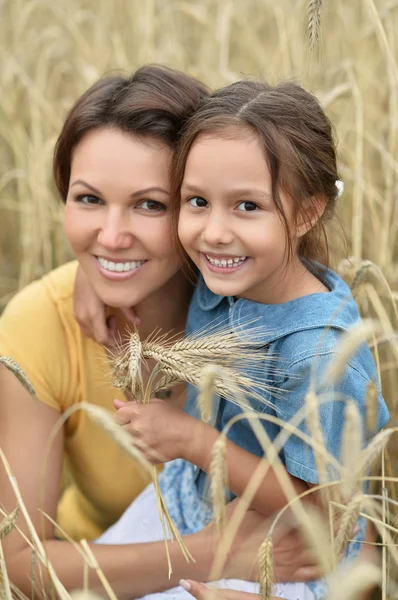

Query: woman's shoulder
left=2, top=261, right=78, bottom=314
left=0, top=261, right=81, bottom=410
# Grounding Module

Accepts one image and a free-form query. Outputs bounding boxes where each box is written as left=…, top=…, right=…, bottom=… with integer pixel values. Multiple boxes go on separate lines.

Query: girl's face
left=65, top=127, right=180, bottom=309
left=178, top=130, right=301, bottom=303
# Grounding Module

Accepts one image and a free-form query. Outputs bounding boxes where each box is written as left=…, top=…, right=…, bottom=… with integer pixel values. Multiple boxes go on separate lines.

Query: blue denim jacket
left=160, top=265, right=389, bottom=598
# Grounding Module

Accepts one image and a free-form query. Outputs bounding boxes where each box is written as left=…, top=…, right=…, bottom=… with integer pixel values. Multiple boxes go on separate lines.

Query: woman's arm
left=0, top=366, right=213, bottom=596
left=0, top=367, right=321, bottom=598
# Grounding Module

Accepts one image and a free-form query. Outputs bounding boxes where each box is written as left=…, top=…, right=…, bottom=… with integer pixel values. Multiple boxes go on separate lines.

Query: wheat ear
left=358, top=429, right=392, bottom=476
left=198, top=365, right=219, bottom=423
left=0, top=507, right=19, bottom=540
left=210, top=435, right=227, bottom=533
left=0, top=356, right=35, bottom=396
left=334, top=494, right=364, bottom=558
left=259, top=536, right=274, bottom=600
left=308, top=0, right=322, bottom=51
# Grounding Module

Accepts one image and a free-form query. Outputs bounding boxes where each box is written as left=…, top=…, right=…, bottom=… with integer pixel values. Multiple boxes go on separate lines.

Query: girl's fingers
left=121, top=306, right=141, bottom=326
left=113, top=399, right=126, bottom=410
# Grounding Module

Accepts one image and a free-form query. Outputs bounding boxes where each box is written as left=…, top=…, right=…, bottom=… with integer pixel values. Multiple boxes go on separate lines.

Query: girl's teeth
left=97, top=257, right=145, bottom=272
left=205, top=255, right=247, bottom=268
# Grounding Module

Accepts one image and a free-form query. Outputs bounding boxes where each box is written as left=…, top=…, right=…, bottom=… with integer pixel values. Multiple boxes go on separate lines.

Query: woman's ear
left=295, top=195, right=327, bottom=238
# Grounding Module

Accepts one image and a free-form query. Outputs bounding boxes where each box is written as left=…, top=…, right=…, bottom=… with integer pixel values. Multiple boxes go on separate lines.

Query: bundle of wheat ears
left=109, top=325, right=280, bottom=577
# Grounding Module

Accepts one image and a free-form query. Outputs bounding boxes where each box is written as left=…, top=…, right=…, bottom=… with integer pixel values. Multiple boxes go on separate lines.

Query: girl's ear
left=295, top=195, right=327, bottom=238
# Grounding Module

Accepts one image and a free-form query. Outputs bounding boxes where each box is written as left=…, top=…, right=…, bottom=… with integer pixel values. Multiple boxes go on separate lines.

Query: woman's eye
left=237, top=201, right=258, bottom=212
left=76, top=194, right=102, bottom=205
left=189, top=196, right=208, bottom=208
left=139, top=200, right=166, bottom=212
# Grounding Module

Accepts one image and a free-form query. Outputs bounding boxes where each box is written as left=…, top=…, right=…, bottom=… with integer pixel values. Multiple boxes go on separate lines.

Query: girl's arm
left=114, top=399, right=309, bottom=517
left=186, top=420, right=309, bottom=516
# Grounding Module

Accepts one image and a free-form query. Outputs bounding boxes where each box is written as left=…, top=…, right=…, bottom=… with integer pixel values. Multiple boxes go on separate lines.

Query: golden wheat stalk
left=305, top=390, right=327, bottom=483
left=198, top=365, right=219, bottom=423
left=0, top=507, right=19, bottom=540
left=0, top=356, right=35, bottom=396
left=308, top=0, right=322, bottom=51
left=323, top=320, right=380, bottom=385
left=209, top=435, right=228, bottom=533
left=341, top=402, right=363, bottom=498
left=327, top=561, right=381, bottom=600
left=258, top=536, right=274, bottom=600
left=334, top=494, right=364, bottom=558
left=366, top=380, right=379, bottom=434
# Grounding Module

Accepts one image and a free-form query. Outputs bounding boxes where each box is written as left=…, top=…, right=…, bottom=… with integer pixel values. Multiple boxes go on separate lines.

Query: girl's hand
left=113, top=398, right=202, bottom=463
left=73, top=265, right=139, bottom=346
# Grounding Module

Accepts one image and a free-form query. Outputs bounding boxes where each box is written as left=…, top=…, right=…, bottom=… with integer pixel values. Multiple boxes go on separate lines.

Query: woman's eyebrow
left=70, top=179, right=102, bottom=195
left=131, top=186, right=170, bottom=198
left=70, top=180, right=169, bottom=198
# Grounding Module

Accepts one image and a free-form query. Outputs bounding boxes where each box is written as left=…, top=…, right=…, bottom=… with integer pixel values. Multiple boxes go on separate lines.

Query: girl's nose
left=202, top=213, right=234, bottom=246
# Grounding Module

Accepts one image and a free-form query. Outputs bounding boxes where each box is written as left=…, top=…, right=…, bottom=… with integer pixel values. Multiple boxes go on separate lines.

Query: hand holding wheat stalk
left=110, top=326, right=279, bottom=575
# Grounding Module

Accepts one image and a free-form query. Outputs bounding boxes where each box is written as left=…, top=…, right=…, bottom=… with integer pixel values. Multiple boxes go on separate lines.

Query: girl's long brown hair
left=171, top=79, right=340, bottom=274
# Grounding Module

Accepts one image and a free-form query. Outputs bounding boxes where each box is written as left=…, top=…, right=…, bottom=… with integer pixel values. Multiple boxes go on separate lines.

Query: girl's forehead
left=190, top=124, right=258, bottom=148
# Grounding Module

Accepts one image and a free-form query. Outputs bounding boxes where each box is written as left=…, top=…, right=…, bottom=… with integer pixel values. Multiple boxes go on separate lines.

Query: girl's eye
left=76, top=194, right=103, bottom=205
left=189, top=196, right=208, bottom=208
left=138, top=200, right=166, bottom=212
left=237, top=201, right=259, bottom=212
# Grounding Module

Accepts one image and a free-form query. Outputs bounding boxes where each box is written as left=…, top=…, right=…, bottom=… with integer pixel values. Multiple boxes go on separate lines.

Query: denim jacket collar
left=195, top=267, right=359, bottom=345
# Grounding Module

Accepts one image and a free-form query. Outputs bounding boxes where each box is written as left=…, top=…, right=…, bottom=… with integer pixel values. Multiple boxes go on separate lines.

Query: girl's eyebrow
left=181, top=182, right=272, bottom=201
left=70, top=179, right=170, bottom=198
left=180, top=183, right=203, bottom=194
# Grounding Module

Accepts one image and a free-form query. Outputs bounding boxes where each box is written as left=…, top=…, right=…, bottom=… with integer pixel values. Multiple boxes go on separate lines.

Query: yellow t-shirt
left=0, top=261, right=152, bottom=541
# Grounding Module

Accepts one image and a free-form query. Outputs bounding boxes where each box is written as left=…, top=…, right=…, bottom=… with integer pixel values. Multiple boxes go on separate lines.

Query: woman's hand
left=73, top=265, right=139, bottom=346
left=179, top=580, right=272, bottom=600
left=201, top=500, right=321, bottom=584
left=113, top=398, right=203, bottom=463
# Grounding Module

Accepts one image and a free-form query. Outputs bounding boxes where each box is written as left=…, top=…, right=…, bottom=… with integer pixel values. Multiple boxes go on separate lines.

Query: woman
left=0, top=65, right=321, bottom=597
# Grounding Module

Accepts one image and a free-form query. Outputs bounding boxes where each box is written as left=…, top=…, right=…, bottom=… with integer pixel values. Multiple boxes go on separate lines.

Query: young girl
left=95, top=80, right=389, bottom=599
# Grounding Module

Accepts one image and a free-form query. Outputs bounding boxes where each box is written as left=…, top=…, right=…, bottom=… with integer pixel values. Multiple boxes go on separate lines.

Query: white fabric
left=96, top=483, right=315, bottom=600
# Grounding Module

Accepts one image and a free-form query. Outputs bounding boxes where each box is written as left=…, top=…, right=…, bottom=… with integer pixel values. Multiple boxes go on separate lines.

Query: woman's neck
left=114, top=271, right=194, bottom=342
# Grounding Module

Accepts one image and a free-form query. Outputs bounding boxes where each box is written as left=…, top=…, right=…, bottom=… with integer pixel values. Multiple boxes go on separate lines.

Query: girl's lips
left=95, top=257, right=146, bottom=281
left=201, top=253, right=249, bottom=274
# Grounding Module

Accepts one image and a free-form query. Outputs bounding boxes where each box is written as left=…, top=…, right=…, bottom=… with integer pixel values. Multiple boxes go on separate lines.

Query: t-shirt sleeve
left=0, top=279, right=72, bottom=411
left=274, top=353, right=389, bottom=484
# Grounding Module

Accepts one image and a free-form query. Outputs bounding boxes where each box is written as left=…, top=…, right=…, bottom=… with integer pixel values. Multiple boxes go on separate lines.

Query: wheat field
left=1, top=0, right=398, bottom=598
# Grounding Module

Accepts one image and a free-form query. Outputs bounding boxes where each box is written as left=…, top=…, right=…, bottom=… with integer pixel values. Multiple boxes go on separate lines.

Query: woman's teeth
left=97, top=257, right=145, bottom=272
left=205, top=255, right=247, bottom=268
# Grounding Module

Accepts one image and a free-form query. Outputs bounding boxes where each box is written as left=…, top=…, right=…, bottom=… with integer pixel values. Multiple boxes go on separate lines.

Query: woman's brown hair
left=171, top=79, right=341, bottom=270
left=54, top=65, right=209, bottom=201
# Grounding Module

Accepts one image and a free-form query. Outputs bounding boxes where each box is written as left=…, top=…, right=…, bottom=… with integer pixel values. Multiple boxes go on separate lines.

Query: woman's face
left=65, top=127, right=180, bottom=309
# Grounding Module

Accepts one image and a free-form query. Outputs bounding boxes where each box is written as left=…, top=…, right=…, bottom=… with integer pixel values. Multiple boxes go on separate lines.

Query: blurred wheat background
left=1, top=0, right=397, bottom=297
left=1, top=0, right=398, bottom=596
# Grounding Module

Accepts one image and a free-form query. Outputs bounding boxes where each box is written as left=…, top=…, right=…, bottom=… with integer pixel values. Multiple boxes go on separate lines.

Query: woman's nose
left=97, top=214, right=134, bottom=250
